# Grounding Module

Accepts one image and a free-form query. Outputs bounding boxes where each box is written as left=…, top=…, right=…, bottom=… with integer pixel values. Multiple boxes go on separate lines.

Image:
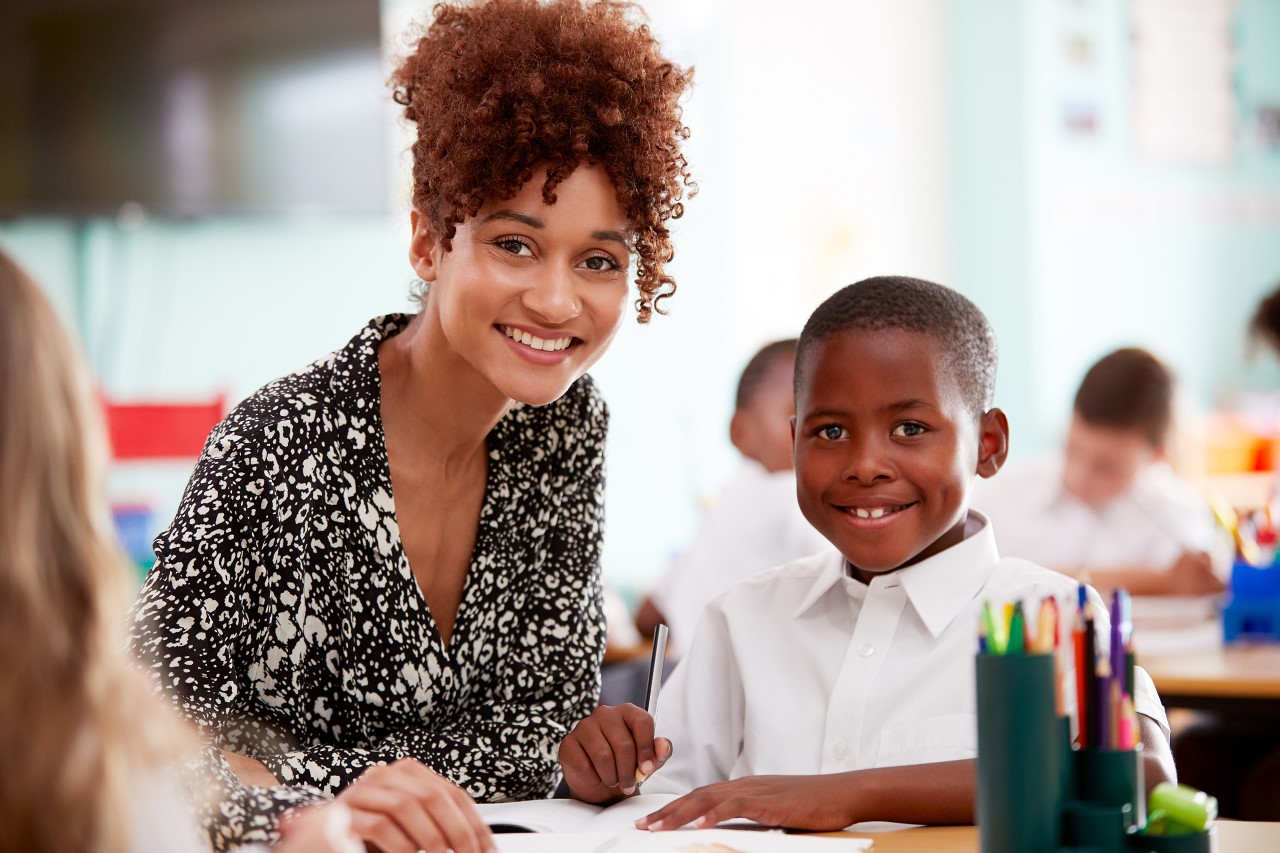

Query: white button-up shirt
left=647, top=511, right=1170, bottom=793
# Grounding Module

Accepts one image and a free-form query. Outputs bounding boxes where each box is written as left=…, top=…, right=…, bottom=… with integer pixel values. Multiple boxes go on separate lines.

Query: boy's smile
left=792, top=329, right=1008, bottom=584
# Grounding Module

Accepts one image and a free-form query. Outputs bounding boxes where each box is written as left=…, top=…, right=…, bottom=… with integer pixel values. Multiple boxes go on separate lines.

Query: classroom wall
left=3, top=0, right=1280, bottom=599
left=948, top=0, right=1280, bottom=460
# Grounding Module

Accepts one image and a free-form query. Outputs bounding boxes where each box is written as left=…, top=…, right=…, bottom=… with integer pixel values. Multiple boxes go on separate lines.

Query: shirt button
left=858, top=643, right=875, bottom=657
left=833, top=742, right=848, bottom=760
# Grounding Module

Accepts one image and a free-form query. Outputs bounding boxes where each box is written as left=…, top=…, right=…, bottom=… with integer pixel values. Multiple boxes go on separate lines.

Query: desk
left=1138, top=635, right=1280, bottom=717
left=831, top=820, right=1280, bottom=851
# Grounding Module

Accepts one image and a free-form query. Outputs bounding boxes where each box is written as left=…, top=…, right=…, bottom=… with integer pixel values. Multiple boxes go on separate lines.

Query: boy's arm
left=1140, top=713, right=1176, bottom=792
left=1055, top=551, right=1223, bottom=596
left=636, top=759, right=977, bottom=831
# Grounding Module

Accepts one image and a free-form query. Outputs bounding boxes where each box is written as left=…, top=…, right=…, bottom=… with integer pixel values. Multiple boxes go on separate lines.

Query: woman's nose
left=522, top=266, right=581, bottom=324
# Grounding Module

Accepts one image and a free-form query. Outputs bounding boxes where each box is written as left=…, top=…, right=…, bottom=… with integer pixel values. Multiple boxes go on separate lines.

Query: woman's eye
left=495, top=237, right=532, bottom=256
left=582, top=255, right=621, bottom=272
left=819, top=425, right=847, bottom=441
left=893, top=422, right=926, bottom=438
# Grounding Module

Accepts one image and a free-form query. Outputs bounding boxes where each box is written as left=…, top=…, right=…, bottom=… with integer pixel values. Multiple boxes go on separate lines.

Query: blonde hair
left=0, top=251, right=195, bottom=851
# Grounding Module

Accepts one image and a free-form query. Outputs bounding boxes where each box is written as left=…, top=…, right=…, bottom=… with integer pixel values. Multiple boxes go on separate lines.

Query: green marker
left=1006, top=602, right=1026, bottom=655
left=982, top=600, right=1004, bottom=655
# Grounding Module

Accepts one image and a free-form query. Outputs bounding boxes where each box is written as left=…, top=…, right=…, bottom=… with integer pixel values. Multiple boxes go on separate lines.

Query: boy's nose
left=841, top=440, right=892, bottom=484
left=522, top=266, right=581, bottom=324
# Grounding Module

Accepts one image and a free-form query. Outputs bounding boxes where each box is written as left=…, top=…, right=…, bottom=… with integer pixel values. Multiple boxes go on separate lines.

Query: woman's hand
left=276, top=803, right=363, bottom=853
left=333, top=758, right=495, bottom=853
left=221, top=749, right=281, bottom=787
left=634, top=775, right=854, bottom=832
left=559, top=704, right=672, bottom=803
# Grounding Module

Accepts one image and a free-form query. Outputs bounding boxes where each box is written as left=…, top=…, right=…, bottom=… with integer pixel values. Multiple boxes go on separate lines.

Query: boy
left=559, top=276, right=1175, bottom=830
left=635, top=339, right=827, bottom=655
left=973, top=348, right=1222, bottom=597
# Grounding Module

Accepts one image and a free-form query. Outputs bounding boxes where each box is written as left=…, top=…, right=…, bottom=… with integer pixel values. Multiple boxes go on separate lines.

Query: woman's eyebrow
left=481, top=210, right=543, bottom=228
left=481, top=211, right=630, bottom=249
left=593, top=229, right=630, bottom=248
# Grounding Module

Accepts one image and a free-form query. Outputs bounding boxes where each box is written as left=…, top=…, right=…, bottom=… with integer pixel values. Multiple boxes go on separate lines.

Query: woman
left=0, top=251, right=361, bottom=853
left=127, top=0, right=694, bottom=850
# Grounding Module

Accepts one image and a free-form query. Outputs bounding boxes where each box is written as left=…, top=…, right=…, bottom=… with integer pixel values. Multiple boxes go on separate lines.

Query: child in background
left=559, top=276, right=1174, bottom=830
left=973, top=348, right=1222, bottom=597
left=0, top=250, right=360, bottom=852
left=634, top=339, right=826, bottom=654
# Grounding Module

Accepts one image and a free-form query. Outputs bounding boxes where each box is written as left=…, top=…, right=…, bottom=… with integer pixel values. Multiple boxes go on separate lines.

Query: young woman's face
left=792, top=329, right=1007, bottom=582
left=411, top=164, right=631, bottom=406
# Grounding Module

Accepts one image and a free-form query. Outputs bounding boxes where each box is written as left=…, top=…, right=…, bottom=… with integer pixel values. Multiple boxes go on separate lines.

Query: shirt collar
left=792, top=510, right=1001, bottom=638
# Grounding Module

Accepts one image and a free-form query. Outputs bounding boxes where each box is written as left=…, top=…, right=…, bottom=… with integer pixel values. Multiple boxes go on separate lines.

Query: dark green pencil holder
left=1126, top=827, right=1215, bottom=853
left=1076, top=748, right=1145, bottom=830
left=977, top=653, right=1070, bottom=853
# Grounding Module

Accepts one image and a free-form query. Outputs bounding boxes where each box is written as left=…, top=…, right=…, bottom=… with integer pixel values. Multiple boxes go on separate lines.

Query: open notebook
left=475, top=796, right=873, bottom=853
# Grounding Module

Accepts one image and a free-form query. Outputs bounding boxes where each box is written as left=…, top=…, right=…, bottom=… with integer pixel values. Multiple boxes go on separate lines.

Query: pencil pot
left=976, top=653, right=1069, bottom=853
left=1126, top=828, right=1215, bottom=853
left=1076, top=747, right=1145, bottom=831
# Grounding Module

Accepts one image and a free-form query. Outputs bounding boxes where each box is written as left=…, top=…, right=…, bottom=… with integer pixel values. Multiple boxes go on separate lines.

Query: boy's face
left=792, top=329, right=1007, bottom=583
left=1061, top=413, right=1157, bottom=508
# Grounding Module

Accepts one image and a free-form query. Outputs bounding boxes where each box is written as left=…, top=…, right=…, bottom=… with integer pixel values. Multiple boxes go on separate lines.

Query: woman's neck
left=377, top=311, right=513, bottom=472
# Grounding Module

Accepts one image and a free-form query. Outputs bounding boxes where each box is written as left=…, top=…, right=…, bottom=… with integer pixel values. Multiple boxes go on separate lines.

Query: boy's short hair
left=796, top=276, right=997, bottom=415
left=1250, top=281, right=1280, bottom=356
left=1073, top=348, right=1173, bottom=448
left=735, top=339, right=798, bottom=411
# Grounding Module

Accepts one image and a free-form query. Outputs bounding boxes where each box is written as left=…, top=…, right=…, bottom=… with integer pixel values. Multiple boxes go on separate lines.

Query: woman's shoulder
left=205, top=315, right=408, bottom=459
left=495, top=374, right=608, bottom=471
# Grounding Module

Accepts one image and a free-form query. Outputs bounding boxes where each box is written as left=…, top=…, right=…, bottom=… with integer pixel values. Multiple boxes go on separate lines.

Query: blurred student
left=0, top=250, right=360, bottom=853
left=973, top=348, right=1222, bottom=597
left=1171, top=283, right=1280, bottom=822
left=634, top=339, right=827, bottom=653
left=560, top=277, right=1173, bottom=828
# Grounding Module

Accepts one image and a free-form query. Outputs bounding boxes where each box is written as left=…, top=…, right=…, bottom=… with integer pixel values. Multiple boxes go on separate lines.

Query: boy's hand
left=1166, top=551, right=1224, bottom=595
left=635, top=775, right=853, bottom=832
left=559, top=703, right=672, bottom=803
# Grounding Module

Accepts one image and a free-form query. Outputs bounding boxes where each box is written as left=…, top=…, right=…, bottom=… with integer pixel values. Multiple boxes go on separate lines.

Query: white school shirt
left=646, top=511, right=1170, bottom=795
left=971, top=456, right=1218, bottom=572
left=651, top=460, right=828, bottom=656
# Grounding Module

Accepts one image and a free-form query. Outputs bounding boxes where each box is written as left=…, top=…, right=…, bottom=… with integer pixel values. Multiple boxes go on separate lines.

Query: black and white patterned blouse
left=128, top=315, right=607, bottom=849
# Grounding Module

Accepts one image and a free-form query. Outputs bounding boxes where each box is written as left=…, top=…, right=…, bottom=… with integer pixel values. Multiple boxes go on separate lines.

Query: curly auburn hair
left=391, top=0, right=695, bottom=323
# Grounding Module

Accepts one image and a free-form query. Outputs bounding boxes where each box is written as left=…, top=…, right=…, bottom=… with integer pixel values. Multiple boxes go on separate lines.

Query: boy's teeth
left=854, top=506, right=891, bottom=519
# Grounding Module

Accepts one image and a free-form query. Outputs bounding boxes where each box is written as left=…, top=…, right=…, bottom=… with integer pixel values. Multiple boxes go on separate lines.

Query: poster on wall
left=1129, top=0, right=1236, bottom=167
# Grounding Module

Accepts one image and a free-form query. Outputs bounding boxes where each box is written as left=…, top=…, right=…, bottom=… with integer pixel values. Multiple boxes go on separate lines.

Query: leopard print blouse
left=128, top=315, right=607, bottom=849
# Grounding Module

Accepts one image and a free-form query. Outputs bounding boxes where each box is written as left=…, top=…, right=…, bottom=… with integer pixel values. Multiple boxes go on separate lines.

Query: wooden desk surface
left=1140, top=641, right=1280, bottom=701
left=830, top=820, right=1280, bottom=851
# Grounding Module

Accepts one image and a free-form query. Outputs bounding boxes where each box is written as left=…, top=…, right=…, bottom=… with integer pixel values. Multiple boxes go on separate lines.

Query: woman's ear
left=409, top=209, right=441, bottom=282
left=976, top=407, right=1010, bottom=479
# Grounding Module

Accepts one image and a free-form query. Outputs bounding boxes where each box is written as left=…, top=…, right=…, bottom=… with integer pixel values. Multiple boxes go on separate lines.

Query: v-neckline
left=366, top=355, right=506, bottom=666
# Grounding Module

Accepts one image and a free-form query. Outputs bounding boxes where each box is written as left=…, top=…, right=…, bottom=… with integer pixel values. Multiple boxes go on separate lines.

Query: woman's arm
left=129, top=432, right=330, bottom=850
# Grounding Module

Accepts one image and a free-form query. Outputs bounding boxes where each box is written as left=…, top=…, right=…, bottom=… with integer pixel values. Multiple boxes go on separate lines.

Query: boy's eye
left=495, top=237, right=533, bottom=256
left=581, top=254, right=622, bottom=272
left=892, top=422, right=926, bottom=438
left=818, top=425, right=847, bottom=441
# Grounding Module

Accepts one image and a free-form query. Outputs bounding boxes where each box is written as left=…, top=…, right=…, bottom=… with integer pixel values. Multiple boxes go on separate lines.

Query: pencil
left=1073, top=585, right=1088, bottom=745
left=635, top=623, right=668, bottom=784
left=1083, top=600, right=1097, bottom=748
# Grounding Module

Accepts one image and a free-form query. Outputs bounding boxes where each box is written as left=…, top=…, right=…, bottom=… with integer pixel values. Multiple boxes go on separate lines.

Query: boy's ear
left=975, top=407, right=1010, bottom=479
left=729, top=410, right=750, bottom=457
left=409, top=209, right=442, bottom=282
